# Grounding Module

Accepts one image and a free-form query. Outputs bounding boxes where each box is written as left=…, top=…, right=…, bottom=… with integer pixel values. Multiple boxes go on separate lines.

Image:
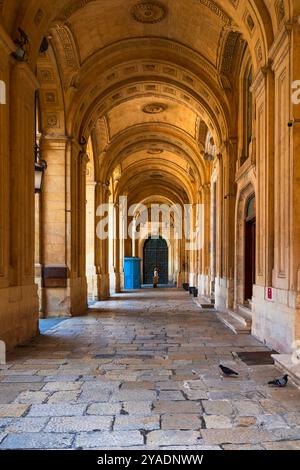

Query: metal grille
left=237, top=350, right=278, bottom=365
left=143, top=237, right=168, bottom=284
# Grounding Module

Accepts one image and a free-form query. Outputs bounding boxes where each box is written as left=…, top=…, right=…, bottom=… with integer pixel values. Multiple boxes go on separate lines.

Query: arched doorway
left=143, top=237, right=168, bottom=285
left=244, top=195, right=256, bottom=302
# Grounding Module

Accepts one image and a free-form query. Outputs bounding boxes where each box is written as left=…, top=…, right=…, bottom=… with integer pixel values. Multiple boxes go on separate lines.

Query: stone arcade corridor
left=1, top=290, right=300, bottom=450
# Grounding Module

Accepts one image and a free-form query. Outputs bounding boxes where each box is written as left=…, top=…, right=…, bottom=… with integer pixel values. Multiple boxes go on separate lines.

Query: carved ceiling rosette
left=131, top=1, right=167, bottom=24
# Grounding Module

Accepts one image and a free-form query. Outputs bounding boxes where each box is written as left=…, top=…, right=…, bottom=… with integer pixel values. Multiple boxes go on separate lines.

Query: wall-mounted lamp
left=34, top=143, right=47, bottom=194
left=12, top=28, right=29, bottom=62
left=39, top=37, right=49, bottom=54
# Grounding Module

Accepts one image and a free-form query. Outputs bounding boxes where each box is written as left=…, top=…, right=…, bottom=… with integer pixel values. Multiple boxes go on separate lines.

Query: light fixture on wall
left=12, top=28, right=29, bottom=62
left=34, top=143, right=47, bottom=194
left=39, top=37, right=49, bottom=54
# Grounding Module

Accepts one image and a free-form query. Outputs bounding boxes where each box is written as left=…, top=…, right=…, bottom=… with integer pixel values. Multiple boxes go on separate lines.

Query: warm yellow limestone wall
left=251, top=25, right=300, bottom=353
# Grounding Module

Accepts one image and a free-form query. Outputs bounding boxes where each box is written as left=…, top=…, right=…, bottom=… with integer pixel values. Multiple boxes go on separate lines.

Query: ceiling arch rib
left=116, top=166, right=193, bottom=205
left=99, top=123, right=211, bottom=187
left=75, top=74, right=227, bottom=148
left=63, top=39, right=229, bottom=140
left=126, top=185, right=189, bottom=208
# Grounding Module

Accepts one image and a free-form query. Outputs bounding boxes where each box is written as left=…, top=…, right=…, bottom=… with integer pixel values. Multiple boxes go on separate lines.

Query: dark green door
left=143, top=237, right=168, bottom=284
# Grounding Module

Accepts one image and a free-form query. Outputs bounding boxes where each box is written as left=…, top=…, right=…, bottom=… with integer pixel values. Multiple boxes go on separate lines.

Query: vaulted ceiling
left=1, top=0, right=287, bottom=205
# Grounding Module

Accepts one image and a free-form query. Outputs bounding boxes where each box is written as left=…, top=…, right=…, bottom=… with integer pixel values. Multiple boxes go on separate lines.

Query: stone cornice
left=268, top=24, right=292, bottom=71
left=235, top=157, right=255, bottom=184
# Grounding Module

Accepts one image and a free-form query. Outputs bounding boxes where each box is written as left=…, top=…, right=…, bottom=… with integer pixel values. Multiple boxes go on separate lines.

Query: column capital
left=11, top=61, right=40, bottom=91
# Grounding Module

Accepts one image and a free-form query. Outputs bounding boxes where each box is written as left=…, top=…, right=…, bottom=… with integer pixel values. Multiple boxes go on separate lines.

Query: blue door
left=124, top=258, right=141, bottom=289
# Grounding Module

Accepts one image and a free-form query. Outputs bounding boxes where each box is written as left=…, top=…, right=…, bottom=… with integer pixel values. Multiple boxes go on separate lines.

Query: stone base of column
left=87, top=266, right=97, bottom=303
left=197, top=274, right=211, bottom=297
left=42, top=287, right=72, bottom=318
left=0, top=284, right=39, bottom=350
left=96, top=274, right=110, bottom=300
left=71, top=277, right=88, bottom=316
left=109, top=271, right=121, bottom=294
left=34, top=263, right=43, bottom=315
left=189, top=272, right=197, bottom=288
left=215, top=277, right=234, bottom=311
left=119, top=271, right=125, bottom=290
left=252, top=284, right=299, bottom=354
left=177, top=272, right=183, bottom=288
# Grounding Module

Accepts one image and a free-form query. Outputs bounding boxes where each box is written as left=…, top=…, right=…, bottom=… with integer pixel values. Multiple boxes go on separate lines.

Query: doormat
left=236, top=350, right=278, bottom=365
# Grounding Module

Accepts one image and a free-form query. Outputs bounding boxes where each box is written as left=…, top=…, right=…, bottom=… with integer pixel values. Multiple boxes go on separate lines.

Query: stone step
left=238, top=304, right=252, bottom=320
left=193, top=297, right=215, bottom=311
left=216, top=311, right=251, bottom=335
left=272, top=354, right=300, bottom=388
left=228, top=305, right=252, bottom=329
left=202, top=296, right=215, bottom=308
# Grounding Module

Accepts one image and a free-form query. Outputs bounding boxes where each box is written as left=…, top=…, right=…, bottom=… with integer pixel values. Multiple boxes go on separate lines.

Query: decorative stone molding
left=147, top=148, right=163, bottom=154
left=45, top=114, right=59, bottom=128
left=34, top=9, right=44, bottom=26
left=130, top=1, right=167, bottom=24
left=275, top=0, right=285, bottom=26
left=195, top=0, right=231, bottom=26
left=219, top=31, right=241, bottom=75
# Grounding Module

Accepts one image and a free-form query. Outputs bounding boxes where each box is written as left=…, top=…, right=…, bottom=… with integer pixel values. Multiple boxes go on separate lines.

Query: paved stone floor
left=1, top=289, right=300, bottom=450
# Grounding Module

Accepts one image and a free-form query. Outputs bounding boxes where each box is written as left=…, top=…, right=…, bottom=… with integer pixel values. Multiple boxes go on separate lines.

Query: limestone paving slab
left=4, top=417, right=49, bottom=433
left=114, top=415, right=160, bottom=431
left=147, top=430, right=202, bottom=447
left=44, top=416, right=112, bottom=432
left=27, top=404, right=87, bottom=417
left=75, top=431, right=144, bottom=448
left=161, top=414, right=203, bottom=430
left=0, top=432, right=74, bottom=449
left=0, top=404, right=29, bottom=417
left=2, top=289, right=300, bottom=449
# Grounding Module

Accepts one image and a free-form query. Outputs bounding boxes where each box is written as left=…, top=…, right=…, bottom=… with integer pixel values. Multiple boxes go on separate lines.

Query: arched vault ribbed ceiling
left=1, top=0, right=282, bottom=205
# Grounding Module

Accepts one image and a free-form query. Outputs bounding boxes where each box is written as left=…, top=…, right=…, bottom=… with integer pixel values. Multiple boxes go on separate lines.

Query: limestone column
left=132, top=218, right=137, bottom=257
left=0, top=31, right=11, bottom=347
left=95, top=182, right=110, bottom=300
left=223, top=142, right=237, bottom=309
left=109, top=203, right=121, bottom=294
left=41, top=137, right=71, bottom=317
left=86, top=181, right=97, bottom=302
left=198, top=183, right=211, bottom=297
left=187, top=203, right=197, bottom=288
left=119, top=198, right=127, bottom=289
left=70, top=144, right=88, bottom=316
left=7, top=60, right=39, bottom=347
left=214, top=153, right=225, bottom=310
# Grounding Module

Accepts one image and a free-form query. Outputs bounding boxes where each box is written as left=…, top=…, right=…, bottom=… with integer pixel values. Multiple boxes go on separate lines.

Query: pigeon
left=183, top=381, right=191, bottom=390
left=219, top=364, right=239, bottom=377
left=268, top=374, right=288, bottom=387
